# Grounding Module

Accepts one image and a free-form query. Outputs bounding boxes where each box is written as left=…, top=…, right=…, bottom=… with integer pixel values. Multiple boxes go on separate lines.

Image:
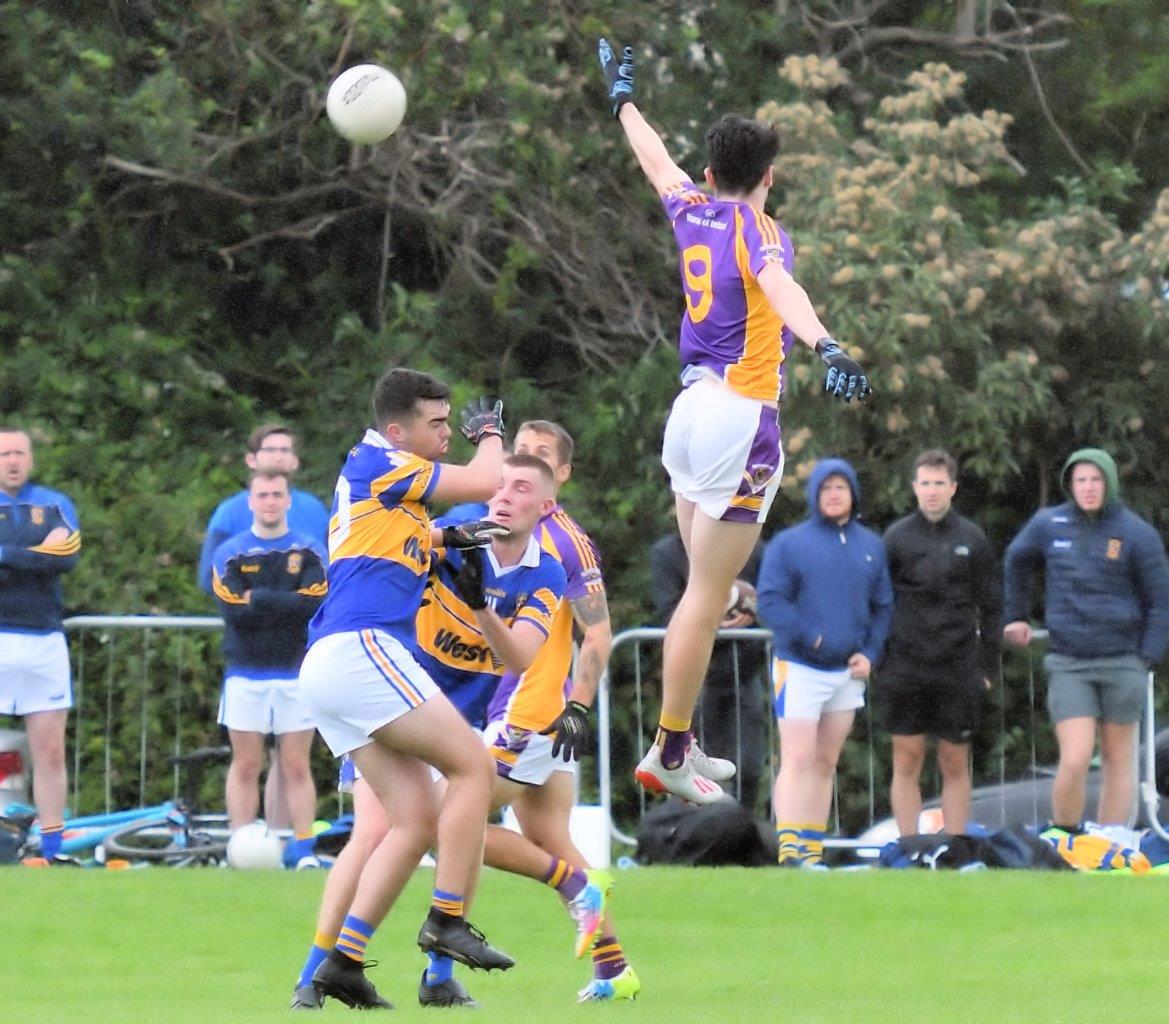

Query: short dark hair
left=516, top=419, right=574, bottom=465
left=248, top=469, right=291, bottom=491
left=0, top=424, right=29, bottom=437
left=504, top=452, right=556, bottom=489
left=372, top=368, right=451, bottom=430
left=705, top=115, right=780, bottom=196
left=914, top=448, right=958, bottom=481
left=247, top=422, right=296, bottom=455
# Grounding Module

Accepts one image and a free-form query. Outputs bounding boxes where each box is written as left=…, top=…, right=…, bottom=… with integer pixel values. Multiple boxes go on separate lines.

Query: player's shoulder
left=545, top=504, right=595, bottom=545
left=952, top=512, right=991, bottom=543
left=291, top=488, right=329, bottom=512
left=22, top=482, right=76, bottom=509
left=533, top=544, right=569, bottom=588
left=208, top=488, right=247, bottom=527
left=883, top=513, right=918, bottom=540
left=284, top=528, right=326, bottom=556
left=212, top=528, right=256, bottom=565
left=662, top=177, right=707, bottom=202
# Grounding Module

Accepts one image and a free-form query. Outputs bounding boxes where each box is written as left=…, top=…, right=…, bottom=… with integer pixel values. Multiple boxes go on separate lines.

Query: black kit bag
left=635, top=797, right=773, bottom=867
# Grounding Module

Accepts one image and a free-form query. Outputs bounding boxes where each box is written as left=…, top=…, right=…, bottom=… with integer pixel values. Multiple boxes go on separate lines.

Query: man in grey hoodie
left=1003, top=448, right=1169, bottom=834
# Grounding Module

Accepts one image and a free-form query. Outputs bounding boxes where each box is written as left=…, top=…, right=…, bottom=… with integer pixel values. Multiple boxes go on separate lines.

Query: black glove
left=539, top=700, right=590, bottom=762
left=441, top=520, right=511, bottom=550
left=598, top=38, right=635, bottom=118
left=453, top=547, right=488, bottom=610
left=816, top=337, right=871, bottom=402
left=459, top=396, right=504, bottom=445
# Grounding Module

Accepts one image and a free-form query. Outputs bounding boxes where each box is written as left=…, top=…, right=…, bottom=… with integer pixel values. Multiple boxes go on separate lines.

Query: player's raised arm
left=757, top=262, right=871, bottom=403
left=429, top=396, right=506, bottom=504
left=598, top=39, right=688, bottom=194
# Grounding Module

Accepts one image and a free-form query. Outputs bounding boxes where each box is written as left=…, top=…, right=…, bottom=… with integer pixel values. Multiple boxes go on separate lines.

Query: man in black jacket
left=876, top=450, right=1002, bottom=835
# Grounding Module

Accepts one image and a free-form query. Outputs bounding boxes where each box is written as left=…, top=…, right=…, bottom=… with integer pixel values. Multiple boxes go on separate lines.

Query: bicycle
left=7, top=746, right=232, bottom=867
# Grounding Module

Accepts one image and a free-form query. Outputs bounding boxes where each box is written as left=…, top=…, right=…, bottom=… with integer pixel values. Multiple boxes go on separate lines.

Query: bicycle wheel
left=102, top=816, right=228, bottom=865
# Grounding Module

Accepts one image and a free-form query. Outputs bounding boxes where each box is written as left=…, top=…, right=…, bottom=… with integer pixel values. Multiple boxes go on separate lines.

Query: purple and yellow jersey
left=307, top=429, right=440, bottom=647
left=414, top=539, right=566, bottom=728
left=662, top=179, right=796, bottom=402
left=487, top=505, right=604, bottom=731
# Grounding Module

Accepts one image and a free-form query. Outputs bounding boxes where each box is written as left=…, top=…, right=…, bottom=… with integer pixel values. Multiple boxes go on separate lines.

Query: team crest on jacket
left=1107, top=538, right=1122, bottom=560
left=287, top=551, right=303, bottom=574
left=30, top=507, right=44, bottom=526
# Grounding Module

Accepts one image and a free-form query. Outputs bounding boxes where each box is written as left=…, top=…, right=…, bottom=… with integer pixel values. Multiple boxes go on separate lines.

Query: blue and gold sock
left=425, top=952, right=454, bottom=986
left=431, top=889, right=465, bottom=918
left=775, top=822, right=800, bottom=863
left=297, top=930, right=335, bottom=987
left=40, top=824, right=64, bottom=860
left=335, top=914, right=375, bottom=962
left=798, top=824, right=826, bottom=865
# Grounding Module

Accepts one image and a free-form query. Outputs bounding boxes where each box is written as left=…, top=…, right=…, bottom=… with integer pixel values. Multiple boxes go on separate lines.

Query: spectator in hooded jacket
left=1004, top=448, right=1169, bottom=838
left=757, top=458, right=893, bottom=867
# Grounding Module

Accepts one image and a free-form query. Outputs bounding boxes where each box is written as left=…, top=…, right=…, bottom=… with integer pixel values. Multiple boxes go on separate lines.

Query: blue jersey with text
left=414, top=538, right=565, bottom=728
left=308, top=430, right=441, bottom=646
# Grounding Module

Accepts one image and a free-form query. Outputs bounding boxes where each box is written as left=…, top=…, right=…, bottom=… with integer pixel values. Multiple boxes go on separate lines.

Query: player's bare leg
left=890, top=734, right=928, bottom=837
left=637, top=504, right=761, bottom=804
left=936, top=738, right=973, bottom=834
left=512, top=776, right=639, bottom=1000
left=377, top=699, right=512, bottom=971
left=773, top=711, right=852, bottom=866
left=1051, top=716, right=1096, bottom=827
left=291, top=778, right=389, bottom=1009
left=277, top=728, right=319, bottom=867
left=225, top=729, right=265, bottom=830
left=1097, top=720, right=1138, bottom=825
left=24, top=709, right=68, bottom=861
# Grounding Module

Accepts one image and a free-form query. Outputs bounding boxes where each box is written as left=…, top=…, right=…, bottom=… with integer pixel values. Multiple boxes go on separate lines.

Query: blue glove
left=598, top=38, right=635, bottom=118
left=815, top=338, right=871, bottom=402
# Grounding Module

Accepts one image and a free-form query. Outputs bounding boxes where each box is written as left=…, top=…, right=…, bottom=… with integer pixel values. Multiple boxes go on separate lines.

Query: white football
left=326, top=64, right=407, bottom=144
left=226, top=821, right=284, bottom=870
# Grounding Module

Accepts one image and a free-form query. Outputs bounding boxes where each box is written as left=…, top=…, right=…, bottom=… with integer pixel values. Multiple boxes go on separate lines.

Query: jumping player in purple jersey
left=598, top=40, right=871, bottom=804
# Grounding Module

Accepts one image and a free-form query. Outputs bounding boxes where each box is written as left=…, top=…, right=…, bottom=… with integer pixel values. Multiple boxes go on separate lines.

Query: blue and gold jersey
left=487, top=505, right=604, bottom=731
left=0, top=482, right=81, bottom=634
left=212, top=528, right=327, bottom=675
left=414, top=537, right=565, bottom=728
left=308, top=429, right=441, bottom=646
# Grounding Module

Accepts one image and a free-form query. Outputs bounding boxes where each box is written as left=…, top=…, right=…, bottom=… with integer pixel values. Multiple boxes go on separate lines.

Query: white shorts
left=661, top=377, right=784, bottom=523
left=217, top=674, right=315, bottom=736
left=0, top=631, right=72, bottom=716
left=482, top=718, right=578, bottom=786
left=772, top=658, right=865, bottom=722
left=298, top=629, right=439, bottom=756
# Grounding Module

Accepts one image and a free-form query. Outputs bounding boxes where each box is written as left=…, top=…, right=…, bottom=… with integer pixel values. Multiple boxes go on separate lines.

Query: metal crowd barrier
left=49, top=615, right=1167, bottom=848
left=64, top=615, right=224, bottom=814
left=597, top=625, right=1167, bottom=850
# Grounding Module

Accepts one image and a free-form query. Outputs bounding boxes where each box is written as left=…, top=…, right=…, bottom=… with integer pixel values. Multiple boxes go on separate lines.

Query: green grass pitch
left=6, top=865, right=1164, bottom=1023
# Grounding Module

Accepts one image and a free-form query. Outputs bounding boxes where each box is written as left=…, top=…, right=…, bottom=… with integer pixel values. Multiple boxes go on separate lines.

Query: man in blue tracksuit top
left=211, top=470, right=327, bottom=866
left=0, top=427, right=81, bottom=864
left=757, top=458, right=892, bottom=866
left=1003, top=447, right=1169, bottom=837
